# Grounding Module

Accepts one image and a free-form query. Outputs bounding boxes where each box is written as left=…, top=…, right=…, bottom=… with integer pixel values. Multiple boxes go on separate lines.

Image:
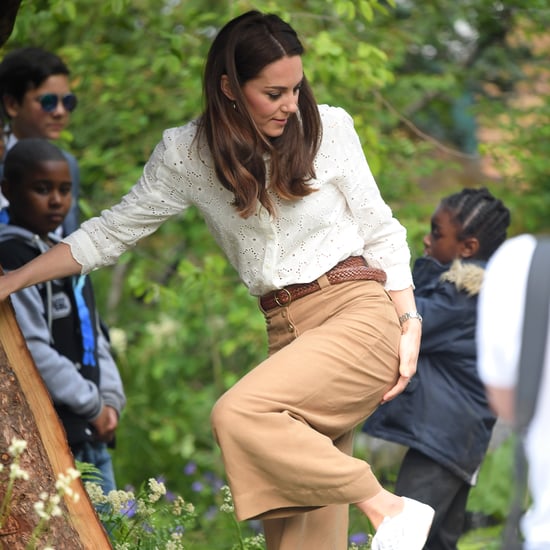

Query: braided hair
left=440, top=187, right=511, bottom=260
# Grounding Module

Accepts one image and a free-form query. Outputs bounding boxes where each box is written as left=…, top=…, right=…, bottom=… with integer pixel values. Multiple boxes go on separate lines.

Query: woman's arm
left=0, top=242, right=81, bottom=300
left=382, top=286, right=422, bottom=403
left=484, top=386, right=515, bottom=423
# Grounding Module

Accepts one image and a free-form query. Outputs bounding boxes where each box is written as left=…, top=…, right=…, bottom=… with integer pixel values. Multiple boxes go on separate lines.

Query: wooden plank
left=0, top=286, right=112, bottom=549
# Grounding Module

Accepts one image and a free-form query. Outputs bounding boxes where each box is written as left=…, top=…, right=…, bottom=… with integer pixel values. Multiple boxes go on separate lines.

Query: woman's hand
left=383, top=286, right=422, bottom=403
left=382, top=317, right=422, bottom=402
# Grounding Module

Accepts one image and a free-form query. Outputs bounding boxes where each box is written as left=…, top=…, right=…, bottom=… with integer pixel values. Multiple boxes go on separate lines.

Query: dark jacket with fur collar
left=363, top=256, right=496, bottom=485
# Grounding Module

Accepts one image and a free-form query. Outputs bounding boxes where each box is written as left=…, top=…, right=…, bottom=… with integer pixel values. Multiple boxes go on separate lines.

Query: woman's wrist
left=398, top=311, right=423, bottom=326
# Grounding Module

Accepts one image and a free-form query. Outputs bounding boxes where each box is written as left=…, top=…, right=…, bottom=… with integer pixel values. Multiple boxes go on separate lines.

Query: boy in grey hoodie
left=0, top=138, right=125, bottom=494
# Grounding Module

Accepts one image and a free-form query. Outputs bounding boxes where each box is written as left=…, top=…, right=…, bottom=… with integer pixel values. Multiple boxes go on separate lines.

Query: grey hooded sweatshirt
left=0, top=224, right=125, bottom=447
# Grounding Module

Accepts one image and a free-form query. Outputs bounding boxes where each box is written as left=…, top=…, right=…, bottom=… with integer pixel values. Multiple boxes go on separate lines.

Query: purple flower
left=204, top=505, right=218, bottom=520
left=121, top=499, right=137, bottom=518
left=204, top=471, right=225, bottom=491
left=191, top=480, right=204, bottom=492
left=142, top=522, right=154, bottom=533
left=248, top=519, right=262, bottom=533
left=184, top=462, right=197, bottom=475
left=349, top=531, right=369, bottom=545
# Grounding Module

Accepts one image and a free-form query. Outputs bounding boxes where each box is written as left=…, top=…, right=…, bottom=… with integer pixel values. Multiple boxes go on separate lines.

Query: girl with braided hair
left=363, top=186, right=511, bottom=550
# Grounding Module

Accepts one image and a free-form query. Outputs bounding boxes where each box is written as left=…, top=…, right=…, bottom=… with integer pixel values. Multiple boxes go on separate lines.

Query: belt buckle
left=274, top=288, right=292, bottom=307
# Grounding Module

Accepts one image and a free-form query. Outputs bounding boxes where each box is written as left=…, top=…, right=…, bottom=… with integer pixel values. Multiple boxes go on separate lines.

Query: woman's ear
left=459, top=237, right=480, bottom=259
left=220, top=75, right=235, bottom=101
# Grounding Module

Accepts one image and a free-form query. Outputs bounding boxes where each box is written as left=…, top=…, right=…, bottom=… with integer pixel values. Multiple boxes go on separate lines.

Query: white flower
left=220, top=485, right=234, bottom=513
left=8, top=438, right=27, bottom=457
left=104, top=489, right=135, bottom=515
left=50, top=502, right=63, bottom=517
left=84, top=481, right=108, bottom=505
left=171, top=495, right=185, bottom=516
left=165, top=537, right=184, bottom=550
left=34, top=500, right=48, bottom=519
left=147, top=478, right=166, bottom=503
left=9, top=463, right=29, bottom=481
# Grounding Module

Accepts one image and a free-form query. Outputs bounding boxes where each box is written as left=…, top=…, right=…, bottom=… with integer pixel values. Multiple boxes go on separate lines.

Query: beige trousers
left=210, top=276, right=401, bottom=550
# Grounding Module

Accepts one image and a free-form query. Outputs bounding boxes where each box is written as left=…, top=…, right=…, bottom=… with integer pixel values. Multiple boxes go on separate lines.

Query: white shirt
left=477, top=234, right=550, bottom=549
left=64, top=105, right=412, bottom=296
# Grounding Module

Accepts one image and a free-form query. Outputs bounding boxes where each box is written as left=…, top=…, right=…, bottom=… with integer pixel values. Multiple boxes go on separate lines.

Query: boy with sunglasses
left=0, top=46, right=80, bottom=235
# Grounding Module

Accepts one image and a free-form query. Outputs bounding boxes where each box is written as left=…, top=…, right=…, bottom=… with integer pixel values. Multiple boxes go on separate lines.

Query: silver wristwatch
left=398, top=311, right=423, bottom=326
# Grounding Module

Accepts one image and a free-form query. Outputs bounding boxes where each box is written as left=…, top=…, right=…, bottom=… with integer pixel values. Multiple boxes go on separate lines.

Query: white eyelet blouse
left=64, top=105, right=412, bottom=296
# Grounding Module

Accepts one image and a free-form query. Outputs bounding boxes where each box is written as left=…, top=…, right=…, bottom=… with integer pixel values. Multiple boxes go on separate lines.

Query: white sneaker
left=371, top=497, right=435, bottom=550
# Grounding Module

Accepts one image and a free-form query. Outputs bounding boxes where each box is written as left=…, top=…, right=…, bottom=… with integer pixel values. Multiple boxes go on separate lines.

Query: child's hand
left=91, top=405, right=119, bottom=443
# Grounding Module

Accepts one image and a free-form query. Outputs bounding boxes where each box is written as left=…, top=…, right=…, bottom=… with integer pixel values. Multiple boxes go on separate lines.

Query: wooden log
left=0, top=0, right=22, bottom=47
left=0, top=285, right=112, bottom=549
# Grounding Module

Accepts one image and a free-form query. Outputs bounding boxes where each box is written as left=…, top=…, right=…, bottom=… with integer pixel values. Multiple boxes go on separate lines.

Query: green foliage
left=458, top=527, right=502, bottom=550
left=467, top=435, right=515, bottom=521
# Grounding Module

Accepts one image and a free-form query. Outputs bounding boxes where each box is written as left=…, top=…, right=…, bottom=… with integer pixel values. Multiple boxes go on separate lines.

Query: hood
left=0, top=224, right=62, bottom=337
left=0, top=224, right=60, bottom=253
left=439, top=258, right=485, bottom=296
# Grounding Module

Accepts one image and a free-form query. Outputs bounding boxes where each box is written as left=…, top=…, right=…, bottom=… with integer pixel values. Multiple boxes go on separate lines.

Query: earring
left=232, top=101, right=237, bottom=110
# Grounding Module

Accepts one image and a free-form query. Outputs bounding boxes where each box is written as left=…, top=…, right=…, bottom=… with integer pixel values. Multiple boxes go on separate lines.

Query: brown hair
left=196, top=10, right=321, bottom=218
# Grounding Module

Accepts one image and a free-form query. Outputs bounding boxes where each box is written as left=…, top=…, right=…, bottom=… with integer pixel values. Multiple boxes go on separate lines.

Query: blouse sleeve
left=63, top=128, right=193, bottom=273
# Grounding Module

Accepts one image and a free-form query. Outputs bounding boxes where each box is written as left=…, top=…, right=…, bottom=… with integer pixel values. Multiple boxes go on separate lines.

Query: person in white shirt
left=0, top=10, right=434, bottom=550
left=477, top=234, right=550, bottom=550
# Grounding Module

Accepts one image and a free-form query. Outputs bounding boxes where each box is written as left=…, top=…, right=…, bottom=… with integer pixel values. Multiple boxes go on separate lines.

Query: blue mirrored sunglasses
left=36, top=93, right=78, bottom=113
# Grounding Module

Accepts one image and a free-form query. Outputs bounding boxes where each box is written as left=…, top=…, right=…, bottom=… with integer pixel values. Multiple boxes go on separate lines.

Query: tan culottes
left=210, top=276, right=401, bottom=550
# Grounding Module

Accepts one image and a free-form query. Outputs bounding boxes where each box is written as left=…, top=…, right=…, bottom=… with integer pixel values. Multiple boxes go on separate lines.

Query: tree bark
left=0, top=290, right=112, bottom=549
left=0, top=0, right=22, bottom=47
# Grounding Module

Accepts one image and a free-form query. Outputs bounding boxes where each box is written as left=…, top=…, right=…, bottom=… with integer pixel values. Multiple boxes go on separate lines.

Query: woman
left=0, top=11, right=433, bottom=550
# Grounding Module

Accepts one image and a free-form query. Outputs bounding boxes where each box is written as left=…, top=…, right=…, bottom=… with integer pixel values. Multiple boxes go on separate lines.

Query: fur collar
left=439, top=259, right=485, bottom=296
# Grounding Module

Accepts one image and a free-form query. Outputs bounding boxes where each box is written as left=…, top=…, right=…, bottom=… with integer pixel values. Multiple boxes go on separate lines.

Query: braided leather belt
left=259, top=256, right=387, bottom=311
